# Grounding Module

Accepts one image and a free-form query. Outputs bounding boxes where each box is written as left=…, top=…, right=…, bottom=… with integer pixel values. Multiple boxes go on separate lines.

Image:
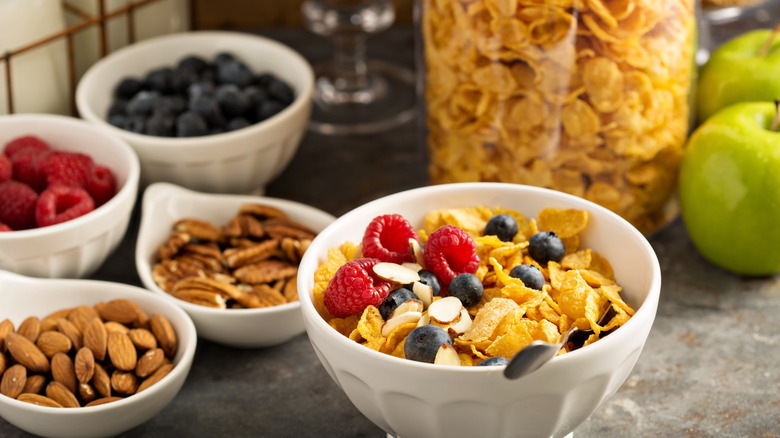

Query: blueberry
left=107, top=99, right=127, bottom=117
left=114, top=77, right=143, bottom=100
left=144, top=67, right=173, bottom=94
left=243, top=85, right=268, bottom=107
left=154, top=95, right=187, bottom=117
left=404, top=325, right=452, bottom=364
left=123, top=115, right=146, bottom=133
left=125, top=90, right=160, bottom=117
left=255, top=73, right=274, bottom=88
left=108, top=114, right=127, bottom=129
left=176, top=111, right=208, bottom=137
left=267, top=76, right=295, bottom=105
left=170, top=66, right=200, bottom=94
left=404, top=269, right=441, bottom=297
left=218, top=60, right=253, bottom=88
left=477, top=356, right=509, bottom=366
left=187, top=80, right=216, bottom=100
left=215, top=84, right=249, bottom=119
left=177, top=55, right=209, bottom=74
left=528, top=231, right=566, bottom=264
left=189, top=94, right=226, bottom=128
left=213, top=52, right=236, bottom=67
left=378, top=288, right=417, bottom=320
left=226, top=117, right=250, bottom=132
left=447, top=273, right=483, bottom=307
left=257, top=100, right=285, bottom=121
left=484, top=214, right=518, bottom=242
left=145, top=113, right=175, bottom=136
left=509, top=264, right=545, bottom=290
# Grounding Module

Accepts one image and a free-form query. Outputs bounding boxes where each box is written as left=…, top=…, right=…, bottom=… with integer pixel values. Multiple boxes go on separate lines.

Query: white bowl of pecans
left=0, top=270, right=196, bottom=438
left=135, top=182, right=336, bottom=348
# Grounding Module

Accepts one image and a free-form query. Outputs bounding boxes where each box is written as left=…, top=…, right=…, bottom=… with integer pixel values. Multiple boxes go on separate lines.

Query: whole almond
left=40, top=308, right=71, bottom=332
left=134, top=308, right=150, bottom=330
left=1, top=364, right=27, bottom=398
left=46, top=381, right=80, bottom=408
left=137, top=363, right=173, bottom=393
left=67, top=305, right=100, bottom=333
left=110, top=370, right=138, bottom=395
left=95, top=299, right=141, bottom=325
left=5, top=332, right=50, bottom=374
left=56, top=318, right=83, bottom=351
left=135, top=348, right=165, bottom=378
left=36, top=331, right=72, bottom=358
left=83, top=318, right=107, bottom=361
left=107, top=331, right=137, bottom=371
left=149, top=314, right=177, bottom=358
left=92, top=363, right=111, bottom=398
left=85, top=396, right=122, bottom=407
left=51, top=352, right=77, bottom=394
left=0, top=319, right=15, bottom=351
left=103, top=321, right=130, bottom=334
left=17, top=393, right=63, bottom=408
left=0, top=352, right=6, bottom=375
left=128, top=328, right=157, bottom=351
left=22, top=374, right=47, bottom=395
left=74, top=347, right=95, bottom=384
left=78, top=382, right=96, bottom=404
left=16, top=316, right=41, bottom=343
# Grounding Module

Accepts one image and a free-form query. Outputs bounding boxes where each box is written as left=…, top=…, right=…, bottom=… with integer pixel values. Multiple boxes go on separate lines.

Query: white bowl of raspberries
left=76, top=30, right=314, bottom=194
left=297, top=182, right=661, bottom=438
left=0, top=114, right=140, bottom=278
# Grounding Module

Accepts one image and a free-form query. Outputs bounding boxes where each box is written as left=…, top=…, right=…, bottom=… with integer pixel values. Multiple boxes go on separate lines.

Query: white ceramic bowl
left=135, top=182, right=336, bottom=348
left=76, top=30, right=314, bottom=194
left=297, top=183, right=661, bottom=438
left=0, top=114, right=140, bottom=278
left=0, top=270, right=197, bottom=438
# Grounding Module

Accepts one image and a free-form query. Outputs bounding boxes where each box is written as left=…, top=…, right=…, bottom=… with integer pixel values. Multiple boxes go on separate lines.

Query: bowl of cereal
left=297, top=182, right=661, bottom=438
left=76, top=30, right=314, bottom=194
left=0, top=269, right=197, bottom=438
left=135, top=182, right=335, bottom=348
left=0, top=114, right=139, bottom=278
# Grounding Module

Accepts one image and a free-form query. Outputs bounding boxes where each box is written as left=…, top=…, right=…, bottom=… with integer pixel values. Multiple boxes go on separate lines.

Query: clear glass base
left=308, top=59, right=417, bottom=136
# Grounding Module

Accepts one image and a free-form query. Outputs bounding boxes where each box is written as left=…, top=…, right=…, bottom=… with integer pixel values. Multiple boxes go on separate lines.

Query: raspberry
left=0, top=180, right=38, bottom=230
left=86, top=165, right=117, bottom=207
left=423, top=225, right=480, bottom=287
left=361, top=214, right=420, bottom=264
left=0, top=222, right=11, bottom=232
left=11, top=148, right=49, bottom=192
left=40, top=151, right=95, bottom=188
left=0, top=154, right=11, bottom=183
left=35, top=184, right=95, bottom=228
left=3, top=135, right=50, bottom=159
left=324, top=258, right=392, bottom=318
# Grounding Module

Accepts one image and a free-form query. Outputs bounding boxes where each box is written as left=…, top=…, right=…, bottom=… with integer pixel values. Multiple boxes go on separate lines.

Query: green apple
left=679, top=101, right=780, bottom=276
left=696, top=26, right=780, bottom=125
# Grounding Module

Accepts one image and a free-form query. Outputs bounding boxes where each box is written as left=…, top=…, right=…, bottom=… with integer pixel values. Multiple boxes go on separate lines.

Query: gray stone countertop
left=3, top=7, right=780, bottom=437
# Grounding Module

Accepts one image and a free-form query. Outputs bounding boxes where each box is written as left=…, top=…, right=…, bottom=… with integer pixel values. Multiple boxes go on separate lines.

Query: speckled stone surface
left=3, top=9, right=780, bottom=436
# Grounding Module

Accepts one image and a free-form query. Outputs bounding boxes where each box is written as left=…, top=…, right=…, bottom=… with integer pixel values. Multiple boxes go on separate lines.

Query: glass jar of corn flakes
left=416, top=0, right=697, bottom=234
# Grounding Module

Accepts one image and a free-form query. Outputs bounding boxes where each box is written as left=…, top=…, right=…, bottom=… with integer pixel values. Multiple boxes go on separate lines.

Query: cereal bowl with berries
left=135, top=182, right=336, bottom=348
left=297, top=182, right=661, bottom=438
left=0, top=269, right=197, bottom=438
left=76, top=30, right=314, bottom=194
left=0, top=114, right=140, bottom=278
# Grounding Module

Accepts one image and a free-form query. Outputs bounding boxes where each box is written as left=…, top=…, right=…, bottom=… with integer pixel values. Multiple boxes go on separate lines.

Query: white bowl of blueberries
left=76, top=31, right=314, bottom=194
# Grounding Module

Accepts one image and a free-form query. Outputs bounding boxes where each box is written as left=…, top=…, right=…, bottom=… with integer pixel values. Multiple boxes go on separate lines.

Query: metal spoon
left=503, top=307, right=616, bottom=380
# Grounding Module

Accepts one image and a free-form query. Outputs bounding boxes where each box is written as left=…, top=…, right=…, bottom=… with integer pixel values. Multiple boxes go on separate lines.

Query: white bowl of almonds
left=297, top=182, right=661, bottom=438
left=135, top=182, right=336, bottom=348
left=0, top=269, right=196, bottom=438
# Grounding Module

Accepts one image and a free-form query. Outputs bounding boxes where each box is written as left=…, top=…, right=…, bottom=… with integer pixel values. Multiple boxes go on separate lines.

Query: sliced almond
left=22, top=374, right=46, bottom=395
left=433, top=343, right=461, bottom=366
left=136, top=348, right=165, bottom=379
left=46, top=381, right=80, bottom=408
left=411, top=281, right=434, bottom=308
left=95, top=299, right=141, bottom=325
left=381, top=311, right=423, bottom=337
left=5, top=332, right=50, bottom=374
left=388, top=299, right=424, bottom=319
left=17, top=316, right=41, bottom=343
left=36, top=331, right=72, bottom=358
left=51, top=352, right=77, bottom=394
left=137, top=363, right=173, bottom=393
left=17, top=393, right=63, bottom=408
left=83, top=318, right=108, bottom=361
left=74, top=347, right=95, bottom=384
left=409, top=238, right=426, bottom=268
left=447, top=308, right=473, bottom=335
left=85, top=396, right=123, bottom=407
left=428, top=296, right=465, bottom=325
left=149, top=314, right=177, bottom=359
left=107, top=331, right=137, bottom=372
left=372, top=262, right=420, bottom=284
left=128, top=328, right=158, bottom=351
left=401, top=262, right=423, bottom=272
left=110, top=370, right=139, bottom=395
left=417, top=312, right=430, bottom=327
left=1, top=363, right=26, bottom=398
